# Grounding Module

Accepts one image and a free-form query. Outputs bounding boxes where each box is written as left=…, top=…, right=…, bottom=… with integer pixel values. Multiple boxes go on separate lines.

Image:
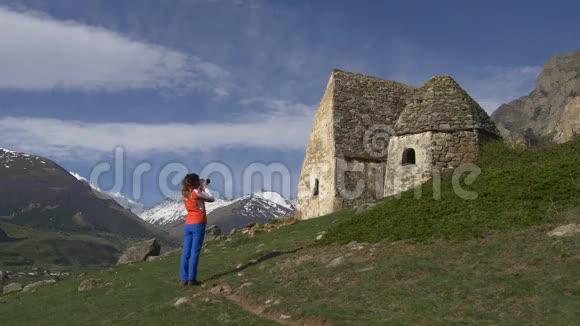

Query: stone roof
left=394, top=76, right=500, bottom=136
left=331, top=69, right=416, bottom=159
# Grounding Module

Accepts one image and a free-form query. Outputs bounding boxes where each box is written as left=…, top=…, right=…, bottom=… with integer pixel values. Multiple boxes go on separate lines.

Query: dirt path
left=198, top=246, right=332, bottom=325
left=224, top=292, right=332, bottom=326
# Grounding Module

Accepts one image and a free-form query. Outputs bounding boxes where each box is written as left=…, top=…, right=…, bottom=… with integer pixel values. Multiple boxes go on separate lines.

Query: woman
left=180, top=173, right=214, bottom=286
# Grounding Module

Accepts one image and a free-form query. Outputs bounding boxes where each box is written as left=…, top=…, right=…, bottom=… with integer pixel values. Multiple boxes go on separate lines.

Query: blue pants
left=180, top=223, right=206, bottom=281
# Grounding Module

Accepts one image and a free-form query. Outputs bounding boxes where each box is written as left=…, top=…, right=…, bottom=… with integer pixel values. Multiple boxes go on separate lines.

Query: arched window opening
left=312, top=178, right=319, bottom=196
left=402, top=148, right=416, bottom=165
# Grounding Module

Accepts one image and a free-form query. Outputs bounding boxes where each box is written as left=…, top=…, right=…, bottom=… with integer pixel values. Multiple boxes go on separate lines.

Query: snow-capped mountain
left=139, top=191, right=295, bottom=237
left=139, top=195, right=234, bottom=226
left=206, top=192, right=295, bottom=233
left=1, top=147, right=49, bottom=169
left=69, top=172, right=145, bottom=215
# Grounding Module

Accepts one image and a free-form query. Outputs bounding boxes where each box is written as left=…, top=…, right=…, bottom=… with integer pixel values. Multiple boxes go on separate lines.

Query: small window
left=402, top=148, right=416, bottom=165
left=312, top=178, right=319, bottom=196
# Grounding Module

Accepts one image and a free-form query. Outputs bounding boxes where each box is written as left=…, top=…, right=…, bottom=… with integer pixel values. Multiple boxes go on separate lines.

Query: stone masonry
left=296, top=71, right=502, bottom=220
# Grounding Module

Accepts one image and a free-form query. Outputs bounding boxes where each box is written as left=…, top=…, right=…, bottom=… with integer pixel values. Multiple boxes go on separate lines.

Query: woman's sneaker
left=189, top=280, right=202, bottom=286
left=180, top=281, right=189, bottom=286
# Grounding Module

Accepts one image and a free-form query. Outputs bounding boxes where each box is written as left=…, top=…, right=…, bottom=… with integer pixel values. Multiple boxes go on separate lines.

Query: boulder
left=205, top=225, right=222, bottom=241
left=3, top=283, right=22, bottom=295
left=355, top=203, right=377, bottom=215
left=117, top=238, right=161, bottom=265
left=326, top=256, right=345, bottom=268
left=345, top=241, right=366, bottom=250
left=548, top=224, right=580, bottom=237
left=174, top=297, right=191, bottom=307
left=78, top=278, right=103, bottom=292
left=264, top=224, right=277, bottom=232
left=23, top=279, right=57, bottom=292
left=146, top=256, right=161, bottom=262
left=210, top=284, right=232, bottom=295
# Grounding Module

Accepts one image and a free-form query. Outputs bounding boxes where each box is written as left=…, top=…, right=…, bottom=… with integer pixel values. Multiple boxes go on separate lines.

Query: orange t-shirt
left=183, top=189, right=211, bottom=224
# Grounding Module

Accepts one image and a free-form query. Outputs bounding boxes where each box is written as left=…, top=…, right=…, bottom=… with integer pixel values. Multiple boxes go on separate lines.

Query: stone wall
left=331, top=70, right=415, bottom=160
left=430, top=130, right=479, bottom=170
left=384, top=132, right=434, bottom=197
left=384, top=129, right=500, bottom=197
left=295, top=76, right=337, bottom=220
left=334, top=157, right=385, bottom=209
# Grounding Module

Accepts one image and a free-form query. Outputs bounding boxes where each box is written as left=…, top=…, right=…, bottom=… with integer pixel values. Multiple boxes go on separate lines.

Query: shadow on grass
left=0, top=236, right=28, bottom=243
left=204, top=247, right=304, bottom=282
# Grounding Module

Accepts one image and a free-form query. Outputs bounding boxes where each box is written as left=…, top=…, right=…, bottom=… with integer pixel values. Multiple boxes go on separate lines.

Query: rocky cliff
left=492, top=51, right=580, bottom=146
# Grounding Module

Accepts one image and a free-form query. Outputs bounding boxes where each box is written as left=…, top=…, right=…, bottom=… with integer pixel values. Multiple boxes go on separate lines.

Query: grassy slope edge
left=321, top=139, right=580, bottom=244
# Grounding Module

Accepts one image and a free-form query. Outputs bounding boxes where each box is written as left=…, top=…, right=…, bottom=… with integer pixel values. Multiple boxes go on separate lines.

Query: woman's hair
left=181, top=173, right=200, bottom=198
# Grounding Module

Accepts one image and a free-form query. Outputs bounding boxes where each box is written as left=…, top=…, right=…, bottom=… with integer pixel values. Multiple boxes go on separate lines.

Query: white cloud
left=0, top=104, right=315, bottom=160
left=240, top=97, right=314, bottom=117
left=0, top=7, right=230, bottom=96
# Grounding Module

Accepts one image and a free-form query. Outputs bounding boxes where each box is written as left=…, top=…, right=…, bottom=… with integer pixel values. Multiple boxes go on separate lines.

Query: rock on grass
left=326, top=256, right=345, bottom=268
left=117, top=239, right=161, bottom=265
left=548, top=224, right=580, bottom=237
left=23, top=279, right=57, bottom=292
left=3, top=283, right=22, bottom=295
left=78, top=279, right=104, bottom=292
left=174, top=297, right=191, bottom=307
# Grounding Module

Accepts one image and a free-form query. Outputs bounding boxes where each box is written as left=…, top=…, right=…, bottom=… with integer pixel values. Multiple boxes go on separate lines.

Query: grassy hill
left=1, top=140, right=579, bottom=325
left=322, top=138, right=580, bottom=244
left=0, top=222, right=126, bottom=271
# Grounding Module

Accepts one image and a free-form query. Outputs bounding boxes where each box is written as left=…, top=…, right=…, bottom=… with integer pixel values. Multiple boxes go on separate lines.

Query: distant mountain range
left=68, top=172, right=145, bottom=215
left=66, top=173, right=296, bottom=234
left=140, top=195, right=235, bottom=226
left=0, top=147, right=293, bottom=266
left=140, top=191, right=295, bottom=238
left=0, top=148, right=162, bottom=238
left=0, top=148, right=175, bottom=268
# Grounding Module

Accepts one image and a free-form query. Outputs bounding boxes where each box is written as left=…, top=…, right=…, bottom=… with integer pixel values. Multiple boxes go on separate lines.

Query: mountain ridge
left=491, top=50, right=580, bottom=145
left=68, top=172, right=145, bottom=215
left=139, top=191, right=295, bottom=238
left=0, top=147, right=181, bottom=268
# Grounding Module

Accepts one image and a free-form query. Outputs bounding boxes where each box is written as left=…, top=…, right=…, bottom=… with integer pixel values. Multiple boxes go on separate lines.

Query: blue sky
left=0, top=0, right=579, bottom=206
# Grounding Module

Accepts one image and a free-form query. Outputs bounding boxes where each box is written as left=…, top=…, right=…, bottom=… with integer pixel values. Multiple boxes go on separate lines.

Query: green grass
left=0, top=215, right=340, bottom=326
left=0, top=222, right=126, bottom=271
left=2, top=212, right=578, bottom=325
left=321, top=139, right=580, bottom=244
left=1, top=140, right=580, bottom=325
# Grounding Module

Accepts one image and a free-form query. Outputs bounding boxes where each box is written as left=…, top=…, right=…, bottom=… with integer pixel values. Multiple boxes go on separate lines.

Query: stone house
left=295, top=70, right=501, bottom=220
